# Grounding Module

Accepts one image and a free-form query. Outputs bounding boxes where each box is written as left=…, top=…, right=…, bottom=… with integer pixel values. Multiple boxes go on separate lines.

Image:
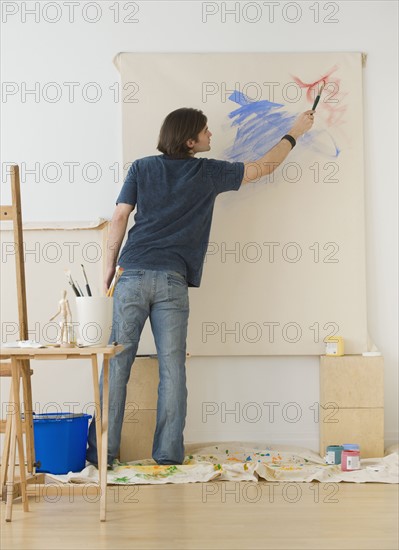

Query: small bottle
left=341, top=444, right=360, bottom=471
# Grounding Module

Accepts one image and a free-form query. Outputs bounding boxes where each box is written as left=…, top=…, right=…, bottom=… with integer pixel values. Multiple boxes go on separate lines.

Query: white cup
left=75, top=297, right=113, bottom=347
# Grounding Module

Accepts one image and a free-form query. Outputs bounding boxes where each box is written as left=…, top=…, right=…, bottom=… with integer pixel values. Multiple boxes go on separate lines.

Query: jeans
left=86, top=269, right=189, bottom=465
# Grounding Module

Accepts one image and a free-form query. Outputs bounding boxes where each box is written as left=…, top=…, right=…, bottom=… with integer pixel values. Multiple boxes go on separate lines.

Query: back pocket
left=116, top=269, right=144, bottom=300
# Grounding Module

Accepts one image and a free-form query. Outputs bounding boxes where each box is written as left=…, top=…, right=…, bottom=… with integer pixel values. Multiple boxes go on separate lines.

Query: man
left=86, top=107, right=314, bottom=467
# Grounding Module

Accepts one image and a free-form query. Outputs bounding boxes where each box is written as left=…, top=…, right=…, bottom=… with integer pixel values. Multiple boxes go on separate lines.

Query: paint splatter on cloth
left=47, top=442, right=399, bottom=486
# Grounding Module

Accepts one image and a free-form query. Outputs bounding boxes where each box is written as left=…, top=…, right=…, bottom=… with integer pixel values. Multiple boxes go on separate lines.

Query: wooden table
left=0, top=344, right=123, bottom=522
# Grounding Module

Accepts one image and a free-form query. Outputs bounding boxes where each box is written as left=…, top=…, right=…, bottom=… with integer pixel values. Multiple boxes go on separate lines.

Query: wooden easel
left=0, top=167, right=119, bottom=522
left=0, top=165, right=40, bottom=503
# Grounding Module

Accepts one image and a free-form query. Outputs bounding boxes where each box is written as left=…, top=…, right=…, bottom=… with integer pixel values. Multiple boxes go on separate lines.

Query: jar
left=341, top=444, right=360, bottom=471
left=325, top=445, right=343, bottom=465
left=325, top=336, right=345, bottom=356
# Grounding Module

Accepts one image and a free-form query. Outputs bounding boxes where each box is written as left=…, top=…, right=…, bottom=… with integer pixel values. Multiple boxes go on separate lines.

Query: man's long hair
left=157, top=108, right=207, bottom=159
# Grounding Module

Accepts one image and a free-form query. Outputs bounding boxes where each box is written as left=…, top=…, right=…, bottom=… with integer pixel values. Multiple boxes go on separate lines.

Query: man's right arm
left=242, top=110, right=314, bottom=184
left=104, top=202, right=134, bottom=292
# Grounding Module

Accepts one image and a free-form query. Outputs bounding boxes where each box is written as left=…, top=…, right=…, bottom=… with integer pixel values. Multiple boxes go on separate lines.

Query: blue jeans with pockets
left=86, top=269, right=189, bottom=466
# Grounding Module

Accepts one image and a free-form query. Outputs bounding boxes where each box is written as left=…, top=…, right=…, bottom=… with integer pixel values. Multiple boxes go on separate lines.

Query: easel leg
left=100, top=356, right=109, bottom=522
left=1, top=386, right=13, bottom=490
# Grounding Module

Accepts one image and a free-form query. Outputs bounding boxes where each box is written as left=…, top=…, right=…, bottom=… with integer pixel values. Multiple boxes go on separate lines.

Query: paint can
left=325, top=445, right=343, bottom=465
left=325, top=336, right=345, bottom=356
left=341, top=444, right=361, bottom=471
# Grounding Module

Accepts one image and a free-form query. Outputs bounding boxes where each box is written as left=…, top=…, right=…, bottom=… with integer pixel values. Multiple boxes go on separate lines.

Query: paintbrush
left=64, top=269, right=81, bottom=297
left=75, top=280, right=84, bottom=297
left=106, top=266, right=124, bottom=297
left=81, top=264, right=92, bottom=296
left=311, top=80, right=326, bottom=111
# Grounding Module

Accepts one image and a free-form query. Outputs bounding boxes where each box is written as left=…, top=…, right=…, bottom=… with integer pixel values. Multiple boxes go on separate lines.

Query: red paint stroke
left=291, top=65, right=348, bottom=127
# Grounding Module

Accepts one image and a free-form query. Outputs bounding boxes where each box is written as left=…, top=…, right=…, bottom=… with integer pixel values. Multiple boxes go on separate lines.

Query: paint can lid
left=342, top=444, right=360, bottom=450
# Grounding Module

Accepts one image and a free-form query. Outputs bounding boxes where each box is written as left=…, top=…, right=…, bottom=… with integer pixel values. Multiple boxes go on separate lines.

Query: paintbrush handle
left=111, top=269, right=123, bottom=296
left=311, top=95, right=321, bottom=111
left=69, top=281, right=80, bottom=297
left=311, top=82, right=325, bottom=111
left=106, top=273, right=116, bottom=297
left=107, top=267, right=119, bottom=296
left=106, top=266, right=123, bottom=297
left=81, top=264, right=92, bottom=295
left=75, top=282, right=84, bottom=297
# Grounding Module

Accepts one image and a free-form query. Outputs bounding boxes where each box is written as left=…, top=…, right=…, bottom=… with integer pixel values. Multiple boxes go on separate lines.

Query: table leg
left=5, top=403, right=17, bottom=521
left=21, top=360, right=34, bottom=474
left=12, top=358, right=29, bottom=512
left=6, top=358, right=29, bottom=521
left=100, top=355, right=109, bottom=522
left=91, top=355, right=102, bottom=472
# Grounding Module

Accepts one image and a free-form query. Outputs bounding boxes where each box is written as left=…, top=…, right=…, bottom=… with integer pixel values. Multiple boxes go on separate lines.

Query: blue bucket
left=33, top=413, right=92, bottom=474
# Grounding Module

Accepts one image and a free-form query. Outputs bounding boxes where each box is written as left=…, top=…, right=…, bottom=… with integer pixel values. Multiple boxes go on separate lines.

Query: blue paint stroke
left=224, top=91, right=340, bottom=162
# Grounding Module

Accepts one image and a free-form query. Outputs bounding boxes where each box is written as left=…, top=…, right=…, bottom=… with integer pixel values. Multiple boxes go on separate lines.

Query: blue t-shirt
left=116, top=154, right=244, bottom=287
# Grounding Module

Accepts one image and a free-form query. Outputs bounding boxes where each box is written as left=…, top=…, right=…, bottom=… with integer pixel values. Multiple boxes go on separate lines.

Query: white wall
left=1, top=1, right=398, bottom=451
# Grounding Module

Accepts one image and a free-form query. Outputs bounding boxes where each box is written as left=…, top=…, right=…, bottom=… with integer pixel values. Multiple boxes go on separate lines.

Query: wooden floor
left=1, top=481, right=398, bottom=549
